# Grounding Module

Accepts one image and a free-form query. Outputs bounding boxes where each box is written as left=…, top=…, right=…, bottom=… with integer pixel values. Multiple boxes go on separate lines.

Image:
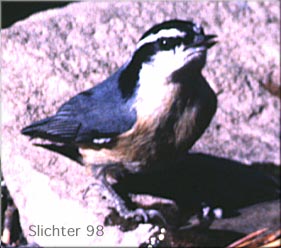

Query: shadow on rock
left=112, top=153, right=279, bottom=229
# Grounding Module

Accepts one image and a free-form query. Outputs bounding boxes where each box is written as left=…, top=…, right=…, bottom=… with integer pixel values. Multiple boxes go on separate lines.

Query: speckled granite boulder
left=2, top=1, right=280, bottom=247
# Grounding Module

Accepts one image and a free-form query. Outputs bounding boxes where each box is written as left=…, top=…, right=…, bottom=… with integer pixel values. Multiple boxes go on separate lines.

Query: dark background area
left=1, top=1, right=74, bottom=29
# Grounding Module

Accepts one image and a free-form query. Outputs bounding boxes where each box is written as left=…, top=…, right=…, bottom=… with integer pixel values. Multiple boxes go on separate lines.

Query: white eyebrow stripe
left=137, top=28, right=186, bottom=49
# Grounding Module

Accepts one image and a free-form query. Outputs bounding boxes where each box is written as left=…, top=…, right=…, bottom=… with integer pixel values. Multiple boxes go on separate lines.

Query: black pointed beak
left=192, top=34, right=217, bottom=49
left=204, top=34, right=218, bottom=48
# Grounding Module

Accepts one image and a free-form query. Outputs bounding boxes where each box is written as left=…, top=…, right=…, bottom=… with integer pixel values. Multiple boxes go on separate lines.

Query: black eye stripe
left=158, top=37, right=183, bottom=50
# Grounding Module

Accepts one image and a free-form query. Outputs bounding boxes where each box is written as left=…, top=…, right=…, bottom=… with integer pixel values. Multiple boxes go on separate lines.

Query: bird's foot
left=101, top=177, right=167, bottom=226
left=116, top=207, right=167, bottom=225
left=86, top=164, right=169, bottom=229
left=105, top=204, right=169, bottom=232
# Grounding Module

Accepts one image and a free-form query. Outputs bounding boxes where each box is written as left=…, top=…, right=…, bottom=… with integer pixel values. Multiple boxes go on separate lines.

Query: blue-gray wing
left=21, top=72, right=137, bottom=145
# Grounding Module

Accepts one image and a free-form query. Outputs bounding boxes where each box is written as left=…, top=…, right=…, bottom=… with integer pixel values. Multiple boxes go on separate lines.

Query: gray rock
left=2, top=1, right=280, bottom=247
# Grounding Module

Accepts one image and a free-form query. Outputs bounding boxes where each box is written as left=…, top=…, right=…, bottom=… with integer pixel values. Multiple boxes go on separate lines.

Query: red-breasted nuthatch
left=22, top=20, right=217, bottom=223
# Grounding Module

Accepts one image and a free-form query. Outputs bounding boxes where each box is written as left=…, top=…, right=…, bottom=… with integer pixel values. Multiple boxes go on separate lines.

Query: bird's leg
left=82, top=163, right=119, bottom=200
left=93, top=163, right=167, bottom=226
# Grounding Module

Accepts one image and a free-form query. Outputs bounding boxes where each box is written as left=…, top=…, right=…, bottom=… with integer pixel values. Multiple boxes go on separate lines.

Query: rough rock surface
left=2, top=1, right=280, bottom=247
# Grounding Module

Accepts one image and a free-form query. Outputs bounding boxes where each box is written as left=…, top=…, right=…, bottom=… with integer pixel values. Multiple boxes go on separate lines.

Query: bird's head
left=119, top=20, right=217, bottom=99
left=135, top=20, right=217, bottom=78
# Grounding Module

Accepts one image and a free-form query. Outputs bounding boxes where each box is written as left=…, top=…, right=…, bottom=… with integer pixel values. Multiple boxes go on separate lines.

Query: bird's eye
left=158, top=38, right=179, bottom=50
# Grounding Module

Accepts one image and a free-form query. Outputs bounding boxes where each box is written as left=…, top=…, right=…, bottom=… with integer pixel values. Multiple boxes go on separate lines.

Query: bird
left=21, top=19, right=217, bottom=223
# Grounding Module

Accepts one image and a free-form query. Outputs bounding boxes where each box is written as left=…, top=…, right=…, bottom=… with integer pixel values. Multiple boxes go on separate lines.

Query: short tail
left=21, top=117, right=54, bottom=138
left=21, top=116, right=80, bottom=143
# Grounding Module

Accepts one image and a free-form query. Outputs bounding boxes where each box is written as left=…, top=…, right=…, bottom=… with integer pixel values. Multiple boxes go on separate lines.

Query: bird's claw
left=82, top=183, right=103, bottom=200
left=125, top=208, right=150, bottom=223
left=121, top=208, right=167, bottom=226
